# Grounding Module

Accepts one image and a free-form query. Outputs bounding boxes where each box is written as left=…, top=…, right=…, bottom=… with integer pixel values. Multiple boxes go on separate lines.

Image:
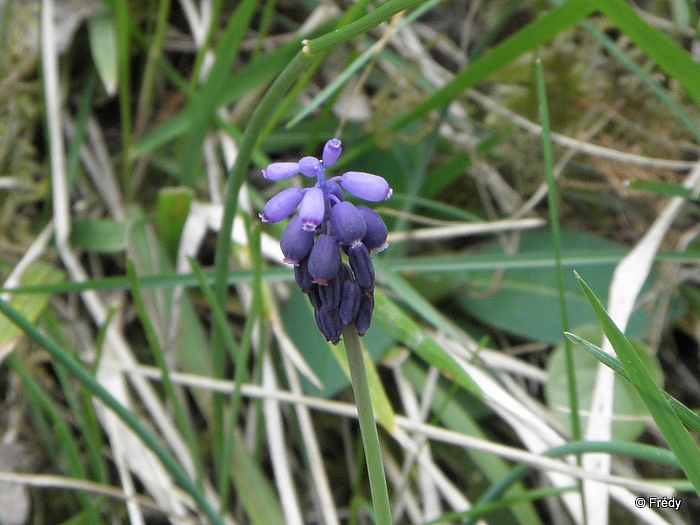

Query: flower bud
left=357, top=205, right=389, bottom=254
left=322, top=139, right=342, bottom=167
left=339, top=280, right=361, bottom=325
left=315, top=305, right=342, bottom=345
left=340, top=172, right=392, bottom=201
left=280, top=214, right=315, bottom=265
left=355, top=295, right=374, bottom=336
left=298, top=187, right=325, bottom=231
left=318, top=275, right=341, bottom=310
left=259, top=187, right=304, bottom=223
left=328, top=182, right=344, bottom=203
left=298, top=156, right=321, bottom=177
left=294, top=257, right=314, bottom=293
left=307, top=234, right=340, bottom=285
left=331, top=201, right=367, bottom=244
left=348, top=243, right=374, bottom=291
left=262, top=162, right=300, bottom=180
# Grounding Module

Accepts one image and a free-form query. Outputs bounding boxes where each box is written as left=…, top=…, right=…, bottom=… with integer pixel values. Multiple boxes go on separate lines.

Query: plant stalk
left=342, top=324, right=392, bottom=524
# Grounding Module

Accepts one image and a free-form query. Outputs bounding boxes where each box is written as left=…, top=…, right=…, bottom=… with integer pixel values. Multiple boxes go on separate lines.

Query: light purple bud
left=356, top=205, right=389, bottom=254
left=280, top=214, right=315, bottom=265
left=307, top=234, right=340, bottom=285
left=262, top=162, right=300, bottom=180
left=322, top=139, right=342, bottom=167
left=328, top=182, right=344, bottom=203
left=298, top=187, right=325, bottom=231
left=298, top=156, right=321, bottom=177
left=259, top=187, right=304, bottom=223
left=331, top=201, right=367, bottom=244
left=340, top=172, right=392, bottom=201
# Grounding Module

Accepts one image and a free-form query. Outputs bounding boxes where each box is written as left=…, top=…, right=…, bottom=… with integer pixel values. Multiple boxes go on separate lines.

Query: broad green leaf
left=0, top=262, right=64, bottom=348
left=576, top=273, right=700, bottom=493
left=456, top=230, right=665, bottom=344
left=627, top=180, right=700, bottom=202
left=71, top=219, right=127, bottom=253
left=546, top=325, right=662, bottom=441
left=88, top=6, right=118, bottom=96
left=156, top=186, right=194, bottom=259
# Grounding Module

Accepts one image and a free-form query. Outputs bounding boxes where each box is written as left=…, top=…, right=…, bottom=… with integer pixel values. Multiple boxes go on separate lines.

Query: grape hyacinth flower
left=260, top=139, right=391, bottom=344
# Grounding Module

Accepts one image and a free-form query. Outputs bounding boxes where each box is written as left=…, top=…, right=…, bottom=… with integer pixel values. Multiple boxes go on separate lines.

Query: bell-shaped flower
left=298, top=156, right=321, bottom=177
left=339, top=171, right=392, bottom=201
left=280, top=214, right=315, bottom=265
left=348, top=243, right=374, bottom=291
left=315, top=305, right=342, bottom=344
left=339, top=279, right=361, bottom=325
left=331, top=201, right=367, bottom=244
left=318, top=275, right=341, bottom=310
left=356, top=205, right=389, bottom=254
left=298, top=187, right=325, bottom=231
left=355, top=295, right=374, bottom=336
left=259, top=186, right=304, bottom=223
left=307, top=234, right=340, bottom=285
left=322, top=139, right=342, bottom=167
left=262, top=162, right=300, bottom=180
left=294, top=258, right=313, bottom=293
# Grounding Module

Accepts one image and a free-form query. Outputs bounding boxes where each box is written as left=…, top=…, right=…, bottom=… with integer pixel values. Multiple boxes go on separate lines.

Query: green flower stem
left=342, top=324, right=392, bottom=524
left=0, top=295, right=225, bottom=525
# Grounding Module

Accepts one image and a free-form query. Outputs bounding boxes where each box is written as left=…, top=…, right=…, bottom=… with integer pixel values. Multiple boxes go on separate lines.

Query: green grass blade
left=390, top=0, right=597, bottom=130
left=575, top=271, right=700, bottom=494
left=373, top=290, right=484, bottom=399
left=590, top=0, right=700, bottom=104
left=565, top=331, right=700, bottom=435
left=536, top=58, right=581, bottom=443
left=0, top=295, right=226, bottom=525
left=180, top=0, right=258, bottom=185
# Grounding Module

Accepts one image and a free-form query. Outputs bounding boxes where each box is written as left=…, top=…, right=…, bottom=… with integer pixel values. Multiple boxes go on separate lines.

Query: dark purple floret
left=339, top=280, right=361, bottom=325
left=331, top=201, right=367, bottom=244
left=318, top=275, right=341, bottom=310
left=355, top=295, right=374, bottom=336
left=307, top=234, right=340, bottom=285
left=280, top=214, right=315, bottom=265
left=356, top=205, right=389, bottom=254
left=348, top=243, right=375, bottom=291
left=315, top=305, right=342, bottom=344
left=294, top=257, right=313, bottom=293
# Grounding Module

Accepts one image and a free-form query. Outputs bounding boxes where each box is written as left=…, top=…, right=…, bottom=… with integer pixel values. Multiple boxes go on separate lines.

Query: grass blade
left=575, top=271, right=700, bottom=494
left=565, top=331, right=700, bottom=435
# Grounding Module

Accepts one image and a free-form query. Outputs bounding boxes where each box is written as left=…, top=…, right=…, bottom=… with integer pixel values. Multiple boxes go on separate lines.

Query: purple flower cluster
left=260, top=139, right=391, bottom=344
